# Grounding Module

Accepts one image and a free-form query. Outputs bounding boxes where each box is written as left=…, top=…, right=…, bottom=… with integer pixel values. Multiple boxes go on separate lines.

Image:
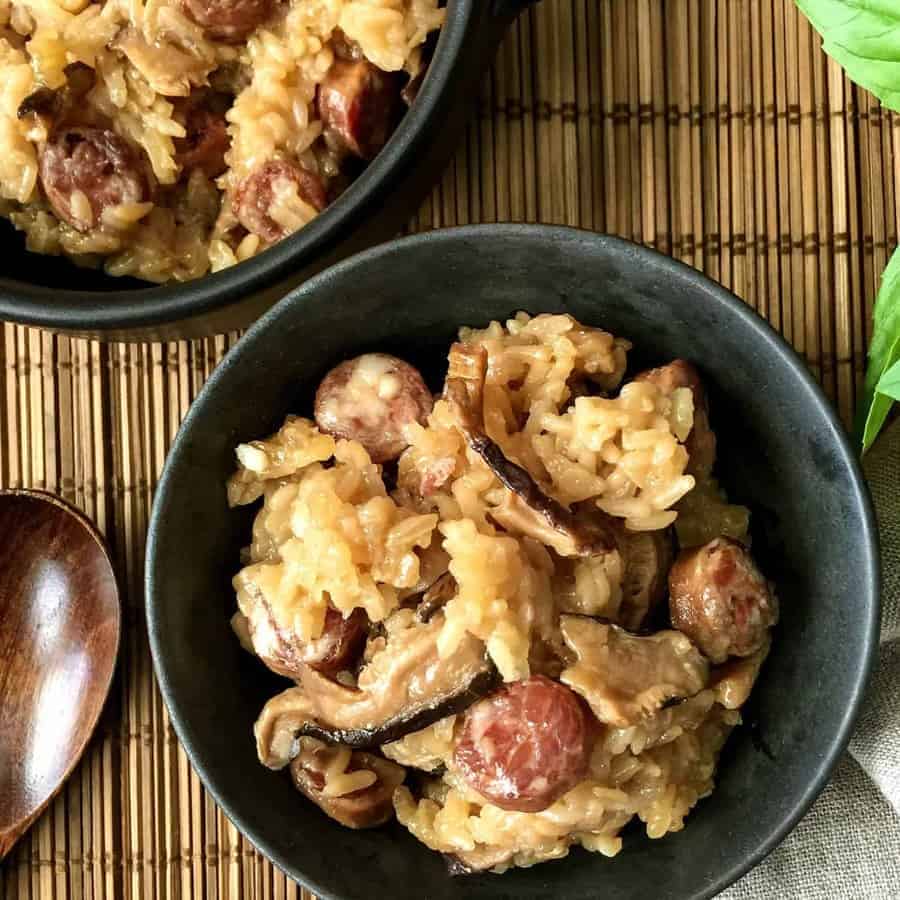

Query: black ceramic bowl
left=0, top=1, right=534, bottom=342
left=146, top=225, right=880, bottom=900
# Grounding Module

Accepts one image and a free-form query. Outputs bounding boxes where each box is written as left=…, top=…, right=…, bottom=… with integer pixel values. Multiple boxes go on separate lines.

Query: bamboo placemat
left=1, top=2, right=895, bottom=898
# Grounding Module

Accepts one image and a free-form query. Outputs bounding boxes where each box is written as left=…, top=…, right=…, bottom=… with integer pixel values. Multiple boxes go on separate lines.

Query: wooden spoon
left=0, top=489, right=119, bottom=860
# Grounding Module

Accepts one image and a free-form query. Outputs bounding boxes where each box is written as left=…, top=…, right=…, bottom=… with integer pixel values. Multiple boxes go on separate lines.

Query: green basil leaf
left=797, top=1, right=900, bottom=450
left=861, top=331, right=900, bottom=451
left=876, top=357, right=900, bottom=401
left=796, top=0, right=900, bottom=112
left=856, top=245, right=900, bottom=450
left=863, top=395, right=894, bottom=452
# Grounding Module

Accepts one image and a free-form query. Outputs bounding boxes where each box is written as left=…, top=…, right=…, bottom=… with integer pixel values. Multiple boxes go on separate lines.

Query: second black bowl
left=146, top=225, right=879, bottom=900
left=0, top=1, right=534, bottom=341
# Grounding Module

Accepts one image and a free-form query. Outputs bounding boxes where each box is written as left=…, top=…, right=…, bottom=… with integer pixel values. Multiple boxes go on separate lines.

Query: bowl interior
left=146, top=226, right=878, bottom=900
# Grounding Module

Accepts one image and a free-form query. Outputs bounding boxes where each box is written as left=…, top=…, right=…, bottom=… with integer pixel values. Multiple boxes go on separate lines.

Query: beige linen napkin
left=723, top=419, right=900, bottom=899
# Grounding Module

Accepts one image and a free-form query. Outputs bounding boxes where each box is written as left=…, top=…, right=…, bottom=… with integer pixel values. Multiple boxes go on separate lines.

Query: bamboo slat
left=1, top=2, right=894, bottom=898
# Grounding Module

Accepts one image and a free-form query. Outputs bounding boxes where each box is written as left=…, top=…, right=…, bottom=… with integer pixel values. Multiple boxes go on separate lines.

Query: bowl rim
left=146, top=223, right=882, bottom=900
left=0, top=0, right=477, bottom=333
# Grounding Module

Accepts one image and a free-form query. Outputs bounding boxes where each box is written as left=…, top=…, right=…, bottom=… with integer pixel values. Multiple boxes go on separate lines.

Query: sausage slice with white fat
left=39, top=127, right=155, bottom=232
left=318, top=59, right=400, bottom=160
left=244, top=601, right=369, bottom=679
left=315, top=353, right=433, bottom=463
left=233, top=159, right=328, bottom=243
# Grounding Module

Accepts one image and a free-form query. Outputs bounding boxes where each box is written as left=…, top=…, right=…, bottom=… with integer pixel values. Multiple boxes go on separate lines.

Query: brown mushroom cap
left=618, top=526, right=674, bottom=631
left=559, top=615, right=709, bottom=726
left=254, top=615, right=499, bottom=766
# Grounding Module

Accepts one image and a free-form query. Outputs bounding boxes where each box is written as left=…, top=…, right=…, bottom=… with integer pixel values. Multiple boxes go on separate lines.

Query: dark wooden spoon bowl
left=0, top=489, right=119, bottom=860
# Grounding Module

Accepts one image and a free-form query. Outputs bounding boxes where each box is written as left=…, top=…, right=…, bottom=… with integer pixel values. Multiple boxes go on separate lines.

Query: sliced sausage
left=314, top=353, right=433, bottom=463
left=299, top=607, right=369, bottom=675
left=290, top=737, right=405, bottom=829
left=180, top=0, right=274, bottom=42
left=253, top=605, right=368, bottom=679
left=317, top=59, right=400, bottom=160
left=39, top=127, right=154, bottom=233
left=668, top=537, right=778, bottom=664
left=233, top=159, right=327, bottom=242
left=176, top=106, right=230, bottom=178
left=634, top=359, right=717, bottom=478
left=453, top=675, right=592, bottom=813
